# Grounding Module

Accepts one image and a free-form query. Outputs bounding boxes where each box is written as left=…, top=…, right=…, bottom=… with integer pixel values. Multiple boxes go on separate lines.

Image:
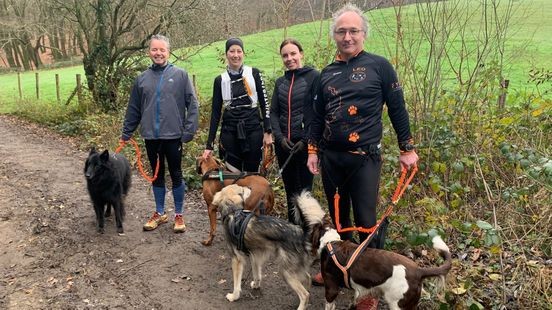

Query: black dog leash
left=276, top=142, right=302, bottom=180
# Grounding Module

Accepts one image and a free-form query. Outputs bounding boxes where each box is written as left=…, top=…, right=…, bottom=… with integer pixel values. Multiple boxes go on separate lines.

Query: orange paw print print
left=348, top=105, right=358, bottom=116
left=348, top=132, right=360, bottom=143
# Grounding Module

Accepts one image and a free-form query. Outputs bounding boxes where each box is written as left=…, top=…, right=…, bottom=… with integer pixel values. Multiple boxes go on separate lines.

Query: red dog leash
left=116, top=138, right=160, bottom=183
left=328, top=165, right=418, bottom=288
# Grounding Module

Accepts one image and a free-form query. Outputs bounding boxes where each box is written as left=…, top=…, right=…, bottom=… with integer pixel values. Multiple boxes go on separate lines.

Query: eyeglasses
left=333, top=28, right=365, bottom=37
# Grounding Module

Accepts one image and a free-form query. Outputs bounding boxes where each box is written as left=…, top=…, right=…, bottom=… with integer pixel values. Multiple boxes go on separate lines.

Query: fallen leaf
left=218, top=279, right=226, bottom=284
left=471, top=248, right=481, bottom=262
left=171, top=278, right=181, bottom=283
left=527, top=260, right=540, bottom=267
left=451, top=286, right=467, bottom=295
left=488, top=273, right=501, bottom=281
left=116, top=259, right=123, bottom=263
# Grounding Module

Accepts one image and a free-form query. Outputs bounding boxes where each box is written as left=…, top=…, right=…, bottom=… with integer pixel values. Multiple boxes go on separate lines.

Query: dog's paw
left=250, top=280, right=260, bottom=289
left=226, top=292, right=240, bottom=302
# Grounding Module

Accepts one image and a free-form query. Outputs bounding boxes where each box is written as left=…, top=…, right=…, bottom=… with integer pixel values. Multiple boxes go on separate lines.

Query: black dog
left=84, top=148, right=131, bottom=234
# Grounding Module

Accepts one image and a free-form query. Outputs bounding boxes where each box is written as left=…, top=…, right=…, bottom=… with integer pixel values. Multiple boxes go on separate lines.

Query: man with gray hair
left=122, top=34, right=199, bottom=233
left=307, top=4, right=419, bottom=308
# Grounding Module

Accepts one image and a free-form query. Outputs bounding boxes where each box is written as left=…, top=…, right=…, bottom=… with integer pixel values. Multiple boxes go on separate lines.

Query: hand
left=293, top=140, right=305, bottom=152
left=307, top=153, right=319, bottom=175
left=280, top=138, right=294, bottom=152
left=399, top=150, right=419, bottom=170
left=263, top=132, right=273, bottom=147
left=202, top=149, right=213, bottom=160
left=181, top=132, right=194, bottom=143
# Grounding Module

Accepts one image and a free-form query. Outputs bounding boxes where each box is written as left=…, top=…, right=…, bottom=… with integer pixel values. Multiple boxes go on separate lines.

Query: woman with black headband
left=202, top=38, right=272, bottom=172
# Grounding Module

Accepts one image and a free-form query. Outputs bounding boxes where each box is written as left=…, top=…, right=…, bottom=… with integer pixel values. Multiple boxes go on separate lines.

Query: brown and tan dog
left=196, top=156, right=274, bottom=246
left=293, top=191, right=452, bottom=310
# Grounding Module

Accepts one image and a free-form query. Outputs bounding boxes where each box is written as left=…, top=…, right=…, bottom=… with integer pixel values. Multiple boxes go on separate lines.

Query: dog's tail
left=292, top=191, right=325, bottom=230
left=420, top=235, right=452, bottom=289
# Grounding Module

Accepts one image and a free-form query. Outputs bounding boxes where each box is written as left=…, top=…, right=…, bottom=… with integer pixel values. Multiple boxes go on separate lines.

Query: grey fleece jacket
left=122, top=63, right=199, bottom=142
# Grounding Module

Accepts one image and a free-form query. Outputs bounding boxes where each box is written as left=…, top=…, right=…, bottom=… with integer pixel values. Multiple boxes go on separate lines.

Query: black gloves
left=293, top=140, right=305, bottom=152
left=280, top=138, right=305, bottom=153
left=280, top=138, right=294, bottom=152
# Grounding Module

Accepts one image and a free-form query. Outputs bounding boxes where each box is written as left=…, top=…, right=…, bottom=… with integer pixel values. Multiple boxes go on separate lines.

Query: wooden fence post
left=17, top=72, right=22, bottom=99
left=498, top=79, right=509, bottom=109
left=76, top=74, right=82, bottom=104
left=35, top=72, right=40, bottom=99
left=55, top=74, right=61, bottom=103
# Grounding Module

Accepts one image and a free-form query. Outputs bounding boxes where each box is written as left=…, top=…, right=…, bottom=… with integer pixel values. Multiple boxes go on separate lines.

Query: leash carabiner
left=116, top=138, right=160, bottom=183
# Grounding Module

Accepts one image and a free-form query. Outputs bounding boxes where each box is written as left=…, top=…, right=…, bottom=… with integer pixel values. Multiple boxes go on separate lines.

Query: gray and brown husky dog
left=212, top=184, right=322, bottom=310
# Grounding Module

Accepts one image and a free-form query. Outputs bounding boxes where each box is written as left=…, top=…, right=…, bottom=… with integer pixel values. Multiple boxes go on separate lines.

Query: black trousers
left=219, top=126, right=263, bottom=172
left=145, top=139, right=183, bottom=188
left=275, top=143, right=313, bottom=224
left=320, top=148, right=382, bottom=246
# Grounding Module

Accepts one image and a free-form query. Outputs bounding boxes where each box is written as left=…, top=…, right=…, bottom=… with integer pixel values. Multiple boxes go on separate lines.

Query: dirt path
left=0, top=115, right=358, bottom=310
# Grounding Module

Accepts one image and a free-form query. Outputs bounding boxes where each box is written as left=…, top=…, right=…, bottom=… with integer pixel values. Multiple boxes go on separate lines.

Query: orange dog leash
left=328, top=165, right=418, bottom=288
left=116, top=138, right=160, bottom=183
left=334, top=165, right=418, bottom=234
left=260, top=144, right=275, bottom=176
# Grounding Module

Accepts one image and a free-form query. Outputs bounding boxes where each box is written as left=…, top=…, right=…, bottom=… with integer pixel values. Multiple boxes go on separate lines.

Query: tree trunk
left=4, top=42, right=19, bottom=68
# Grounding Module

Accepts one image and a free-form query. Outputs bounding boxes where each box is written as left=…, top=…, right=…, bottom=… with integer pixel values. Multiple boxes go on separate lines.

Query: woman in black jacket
left=270, top=38, right=319, bottom=223
left=202, top=38, right=272, bottom=172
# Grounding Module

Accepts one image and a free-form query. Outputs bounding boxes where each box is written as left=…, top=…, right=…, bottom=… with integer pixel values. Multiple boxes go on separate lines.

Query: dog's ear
left=310, top=224, right=322, bottom=256
left=100, top=150, right=110, bottom=162
left=323, top=214, right=335, bottom=228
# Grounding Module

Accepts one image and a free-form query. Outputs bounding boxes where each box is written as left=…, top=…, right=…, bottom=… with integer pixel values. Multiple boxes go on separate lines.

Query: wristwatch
left=399, top=140, right=416, bottom=152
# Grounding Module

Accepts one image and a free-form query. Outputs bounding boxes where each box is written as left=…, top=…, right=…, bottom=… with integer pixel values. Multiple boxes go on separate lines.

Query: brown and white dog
left=196, top=156, right=274, bottom=246
left=212, top=184, right=313, bottom=310
left=293, top=191, right=452, bottom=310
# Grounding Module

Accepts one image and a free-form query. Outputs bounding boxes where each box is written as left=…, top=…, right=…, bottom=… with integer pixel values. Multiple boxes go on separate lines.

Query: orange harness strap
left=327, top=242, right=352, bottom=288
left=116, top=138, right=160, bottom=183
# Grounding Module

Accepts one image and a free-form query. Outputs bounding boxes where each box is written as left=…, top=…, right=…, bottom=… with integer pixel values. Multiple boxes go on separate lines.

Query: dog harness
left=227, top=200, right=267, bottom=253
left=228, top=209, right=254, bottom=253
left=201, top=169, right=259, bottom=186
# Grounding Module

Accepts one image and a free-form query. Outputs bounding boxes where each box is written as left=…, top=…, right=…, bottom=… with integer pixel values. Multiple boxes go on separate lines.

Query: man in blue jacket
left=122, top=34, right=199, bottom=233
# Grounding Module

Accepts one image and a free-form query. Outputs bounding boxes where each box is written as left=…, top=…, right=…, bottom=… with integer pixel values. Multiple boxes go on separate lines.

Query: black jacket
left=308, top=51, right=412, bottom=151
left=270, top=67, right=319, bottom=144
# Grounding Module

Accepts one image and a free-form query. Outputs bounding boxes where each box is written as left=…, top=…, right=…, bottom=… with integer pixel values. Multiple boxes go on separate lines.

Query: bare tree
left=50, top=0, right=201, bottom=110
left=272, top=0, right=298, bottom=38
left=0, top=0, right=45, bottom=70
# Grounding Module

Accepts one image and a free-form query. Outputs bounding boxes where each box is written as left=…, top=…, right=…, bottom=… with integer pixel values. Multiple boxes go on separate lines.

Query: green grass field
left=0, top=0, right=550, bottom=109
left=0, top=66, right=85, bottom=112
